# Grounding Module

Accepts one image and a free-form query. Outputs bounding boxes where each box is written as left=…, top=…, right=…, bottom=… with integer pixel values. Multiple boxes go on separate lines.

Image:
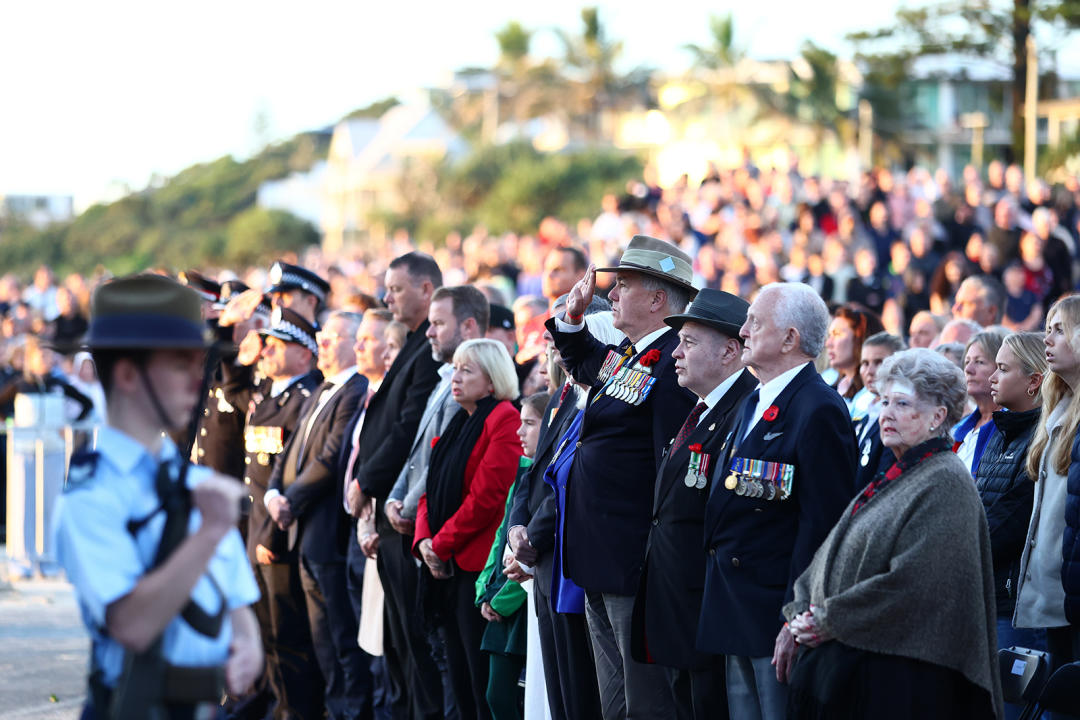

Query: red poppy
left=688, top=443, right=703, bottom=454
left=639, top=349, right=662, bottom=367
left=431, top=436, right=440, bottom=449
left=762, top=405, right=779, bottom=422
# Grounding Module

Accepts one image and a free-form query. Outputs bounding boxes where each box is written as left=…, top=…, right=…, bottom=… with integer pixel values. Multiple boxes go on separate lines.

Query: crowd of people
left=24, top=155, right=1080, bottom=720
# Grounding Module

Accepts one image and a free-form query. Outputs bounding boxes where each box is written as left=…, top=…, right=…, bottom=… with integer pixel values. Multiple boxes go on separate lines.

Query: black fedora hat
left=664, top=288, right=749, bottom=338
left=85, top=274, right=210, bottom=349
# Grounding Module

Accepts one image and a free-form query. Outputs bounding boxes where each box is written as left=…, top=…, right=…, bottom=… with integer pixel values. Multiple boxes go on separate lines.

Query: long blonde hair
left=1027, top=295, right=1080, bottom=479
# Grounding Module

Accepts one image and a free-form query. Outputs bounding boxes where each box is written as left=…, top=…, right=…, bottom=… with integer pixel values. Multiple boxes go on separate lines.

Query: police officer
left=245, top=307, right=324, bottom=720
left=54, top=273, right=262, bottom=719
left=266, top=261, right=330, bottom=323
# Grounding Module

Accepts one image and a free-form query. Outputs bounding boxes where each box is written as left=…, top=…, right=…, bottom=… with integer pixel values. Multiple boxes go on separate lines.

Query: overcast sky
left=3, top=1, right=1075, bottom=210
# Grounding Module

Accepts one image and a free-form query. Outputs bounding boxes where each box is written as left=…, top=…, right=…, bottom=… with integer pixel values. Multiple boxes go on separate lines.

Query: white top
left=742, top=362, right=811, bottom=440
left=1014, top=398, right=1071, bottom=628
left=700, top=368, right=750, bottom=424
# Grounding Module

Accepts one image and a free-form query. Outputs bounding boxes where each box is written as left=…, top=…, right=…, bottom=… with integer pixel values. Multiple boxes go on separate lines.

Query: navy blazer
left=548, top=318, right=696, bottom=596
left=507, top=385, right=582, bottom=595
left=269, top=372, right=367, bottom=563
left=697, top=363, right=856, bottom=657
left=632, top=368, right=756, bottom=669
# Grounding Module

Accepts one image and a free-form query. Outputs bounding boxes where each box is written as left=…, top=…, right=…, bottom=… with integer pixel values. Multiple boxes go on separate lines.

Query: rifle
left=106, top=341, right=229, bottom=719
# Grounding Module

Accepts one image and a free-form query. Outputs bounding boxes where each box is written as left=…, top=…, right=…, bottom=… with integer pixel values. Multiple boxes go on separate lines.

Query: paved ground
left=0, top=561, right=86, bottom=719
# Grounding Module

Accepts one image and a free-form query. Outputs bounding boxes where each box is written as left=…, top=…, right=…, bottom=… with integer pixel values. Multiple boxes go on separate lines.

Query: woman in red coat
left=415, top=338, right=523, bottom=720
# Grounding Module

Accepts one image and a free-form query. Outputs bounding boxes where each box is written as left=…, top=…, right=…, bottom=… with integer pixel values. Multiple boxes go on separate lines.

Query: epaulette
left=64, top=449, right=100, bottom=492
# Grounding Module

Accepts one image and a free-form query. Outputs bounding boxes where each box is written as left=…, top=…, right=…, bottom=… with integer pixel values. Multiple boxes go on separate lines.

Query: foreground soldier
left=54, top=274, right=262, bottom=719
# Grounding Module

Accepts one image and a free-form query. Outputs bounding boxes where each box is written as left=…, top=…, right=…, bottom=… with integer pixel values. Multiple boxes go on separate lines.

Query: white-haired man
left=697, top=282, right=857, bottom=720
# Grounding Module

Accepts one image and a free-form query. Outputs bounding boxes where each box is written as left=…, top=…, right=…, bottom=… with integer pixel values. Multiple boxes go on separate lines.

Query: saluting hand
left=565, top=263, right=597, bottom=323
left=218, top=288, right=265, bottom=328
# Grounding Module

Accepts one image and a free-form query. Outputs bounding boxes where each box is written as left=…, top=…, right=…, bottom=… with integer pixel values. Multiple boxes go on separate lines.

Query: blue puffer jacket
left=975, top=407, right=1039, bottom=617
left=1063, top=427, right=1080, bottom=624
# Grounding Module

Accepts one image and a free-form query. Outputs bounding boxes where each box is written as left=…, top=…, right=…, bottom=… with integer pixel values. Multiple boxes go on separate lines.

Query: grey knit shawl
left=783, top=450, right=1004, bottom=717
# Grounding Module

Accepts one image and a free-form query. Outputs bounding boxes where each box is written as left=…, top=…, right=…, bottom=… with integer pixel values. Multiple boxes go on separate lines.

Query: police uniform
left=245, top=307, right=325, bottom=720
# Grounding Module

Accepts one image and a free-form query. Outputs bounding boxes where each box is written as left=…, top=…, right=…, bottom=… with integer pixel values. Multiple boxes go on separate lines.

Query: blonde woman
left=975, top=332, right=1046, bottom=719
left=414, top=338, right=522, bottom=720
left=1015, top=296, right=1080, bottom=676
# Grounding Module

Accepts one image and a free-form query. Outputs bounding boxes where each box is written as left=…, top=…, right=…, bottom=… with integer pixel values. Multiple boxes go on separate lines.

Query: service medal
left=725, top=473, right=738, bottom=491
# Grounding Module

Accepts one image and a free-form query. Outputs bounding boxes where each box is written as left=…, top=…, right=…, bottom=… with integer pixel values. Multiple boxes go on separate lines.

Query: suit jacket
left=697, top=363, right=857, bottom=657
left=507, top=384, right=582, bottom=595
left=244, top=371, right=320, bottom=564
left=193, top=358, right=254, bottom=480
left=854, top=415, right=892, bottom=491
left=547, top=318, right=696, bottom=595
left=350, top=320, right=442, bottom=534
left=388, top=367, right=457, bottom=520
left=632, top=368, right=756, bottom=669
left=413, top=400, right=523, bottom=572
left=269, top=372, right=367, bottom=563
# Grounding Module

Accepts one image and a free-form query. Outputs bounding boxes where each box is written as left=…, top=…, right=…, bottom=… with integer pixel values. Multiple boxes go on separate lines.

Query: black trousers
left=439, top=568, right=492, bottom=720
left=257, top=560, right=324, bottom=720
left=666, top=659, right=729, bottom=720
left=300, top=557, right=374, bottom=720
left=532, top=578, right=602, bottom=720
left=377, top=533, right=444, bottom=720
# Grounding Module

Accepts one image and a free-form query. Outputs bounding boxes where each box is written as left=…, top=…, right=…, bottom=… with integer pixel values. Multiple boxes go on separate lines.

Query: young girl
left=1015, top=296, right=1080, bottom=675
left=475, top=391, right=549, bottom=720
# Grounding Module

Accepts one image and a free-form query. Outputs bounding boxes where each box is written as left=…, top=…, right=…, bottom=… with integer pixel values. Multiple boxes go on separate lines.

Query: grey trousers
left=584, top=590, right=677, bottom=720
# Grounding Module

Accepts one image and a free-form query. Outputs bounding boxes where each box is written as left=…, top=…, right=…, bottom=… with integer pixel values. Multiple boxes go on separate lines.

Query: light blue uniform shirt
left=53, top=426, right=259, bottom=688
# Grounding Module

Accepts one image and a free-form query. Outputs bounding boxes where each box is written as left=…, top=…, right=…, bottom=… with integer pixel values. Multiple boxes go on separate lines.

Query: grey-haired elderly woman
left=782, top=348, right=1004, bottom=719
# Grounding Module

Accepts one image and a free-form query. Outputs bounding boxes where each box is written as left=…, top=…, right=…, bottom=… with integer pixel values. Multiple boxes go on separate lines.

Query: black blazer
left=269, top=372, right=367, bottom=563
left=507, top=384, right=582, bottom=595
left=853, top=415, right=892, bottom=492
left=697, top=363, right=856, bottom=657
left=244, top=371, right=320, bottom=564
left=351, top=321, right=442, bottom=524
left=547, top=318, right=696, bottom=595
left=632, top=368, right=756, bottom=669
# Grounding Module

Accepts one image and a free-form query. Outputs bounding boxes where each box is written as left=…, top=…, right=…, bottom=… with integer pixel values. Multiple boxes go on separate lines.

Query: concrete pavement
left=0, top=572, right=86, bottom=720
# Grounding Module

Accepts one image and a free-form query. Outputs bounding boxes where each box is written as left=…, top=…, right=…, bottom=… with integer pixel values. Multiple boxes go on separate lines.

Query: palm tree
left=556, top=7, right=627, bottom=141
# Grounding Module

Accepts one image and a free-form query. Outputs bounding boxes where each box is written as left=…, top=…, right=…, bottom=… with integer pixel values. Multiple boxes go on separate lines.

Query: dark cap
left=489, top=303, right=514, bottom=331
left=267, top=262, right=329, bottom=304
left=596, top=234, right=696, bottom=294
left=86, top=274, right=210, bottom=349
left=664, top=288, right=749, bottom=338
left=178, top=270, right=221, bottom=304
left=259, top=307, right=319, bottom=355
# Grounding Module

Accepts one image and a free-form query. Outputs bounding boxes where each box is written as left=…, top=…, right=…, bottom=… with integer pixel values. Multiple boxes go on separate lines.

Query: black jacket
left=632, top=368, right=756, bottom=669
left=974, top=407, right=1039, bottom=617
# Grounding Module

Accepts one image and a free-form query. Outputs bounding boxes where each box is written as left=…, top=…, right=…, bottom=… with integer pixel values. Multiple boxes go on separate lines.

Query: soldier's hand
left=254, top=544, right=277, bottom=565
left=565, top=263, right=596, bottom=323
left=236, top=329, right=263, bottom=366
left=385, top=500, right=415, bottom=536
left=225, top=625, right=263, bottom=695
left=508, top=525, right=537, bottom=565
left=193, top=474, right=243, bottom=537
left=219, top=289, right=265, bottom=328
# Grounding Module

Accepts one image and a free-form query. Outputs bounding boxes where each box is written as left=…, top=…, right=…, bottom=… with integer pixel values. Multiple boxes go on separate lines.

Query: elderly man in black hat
left=630, top=289, right=756, bottom=720
left=545, top=234, right=698, bottom=719
left=53, top=274, right=262, bottom=719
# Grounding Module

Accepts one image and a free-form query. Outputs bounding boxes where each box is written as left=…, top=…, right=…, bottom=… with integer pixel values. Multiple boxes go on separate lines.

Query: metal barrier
left=4, top=392, right=99, bottom=578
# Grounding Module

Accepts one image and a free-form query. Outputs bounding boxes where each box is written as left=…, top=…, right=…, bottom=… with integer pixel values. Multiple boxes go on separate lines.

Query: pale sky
left=2, top=1, right=1072, bottom=210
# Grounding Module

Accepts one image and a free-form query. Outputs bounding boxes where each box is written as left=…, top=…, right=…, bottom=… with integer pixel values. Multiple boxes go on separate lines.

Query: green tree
left=682, top=13, right=742, bottom=71
left=557, top=7, right=636, bottom=141
left=848, top=0, right=1080, bottom=158
left=225, top=208, right=319, bottom=267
